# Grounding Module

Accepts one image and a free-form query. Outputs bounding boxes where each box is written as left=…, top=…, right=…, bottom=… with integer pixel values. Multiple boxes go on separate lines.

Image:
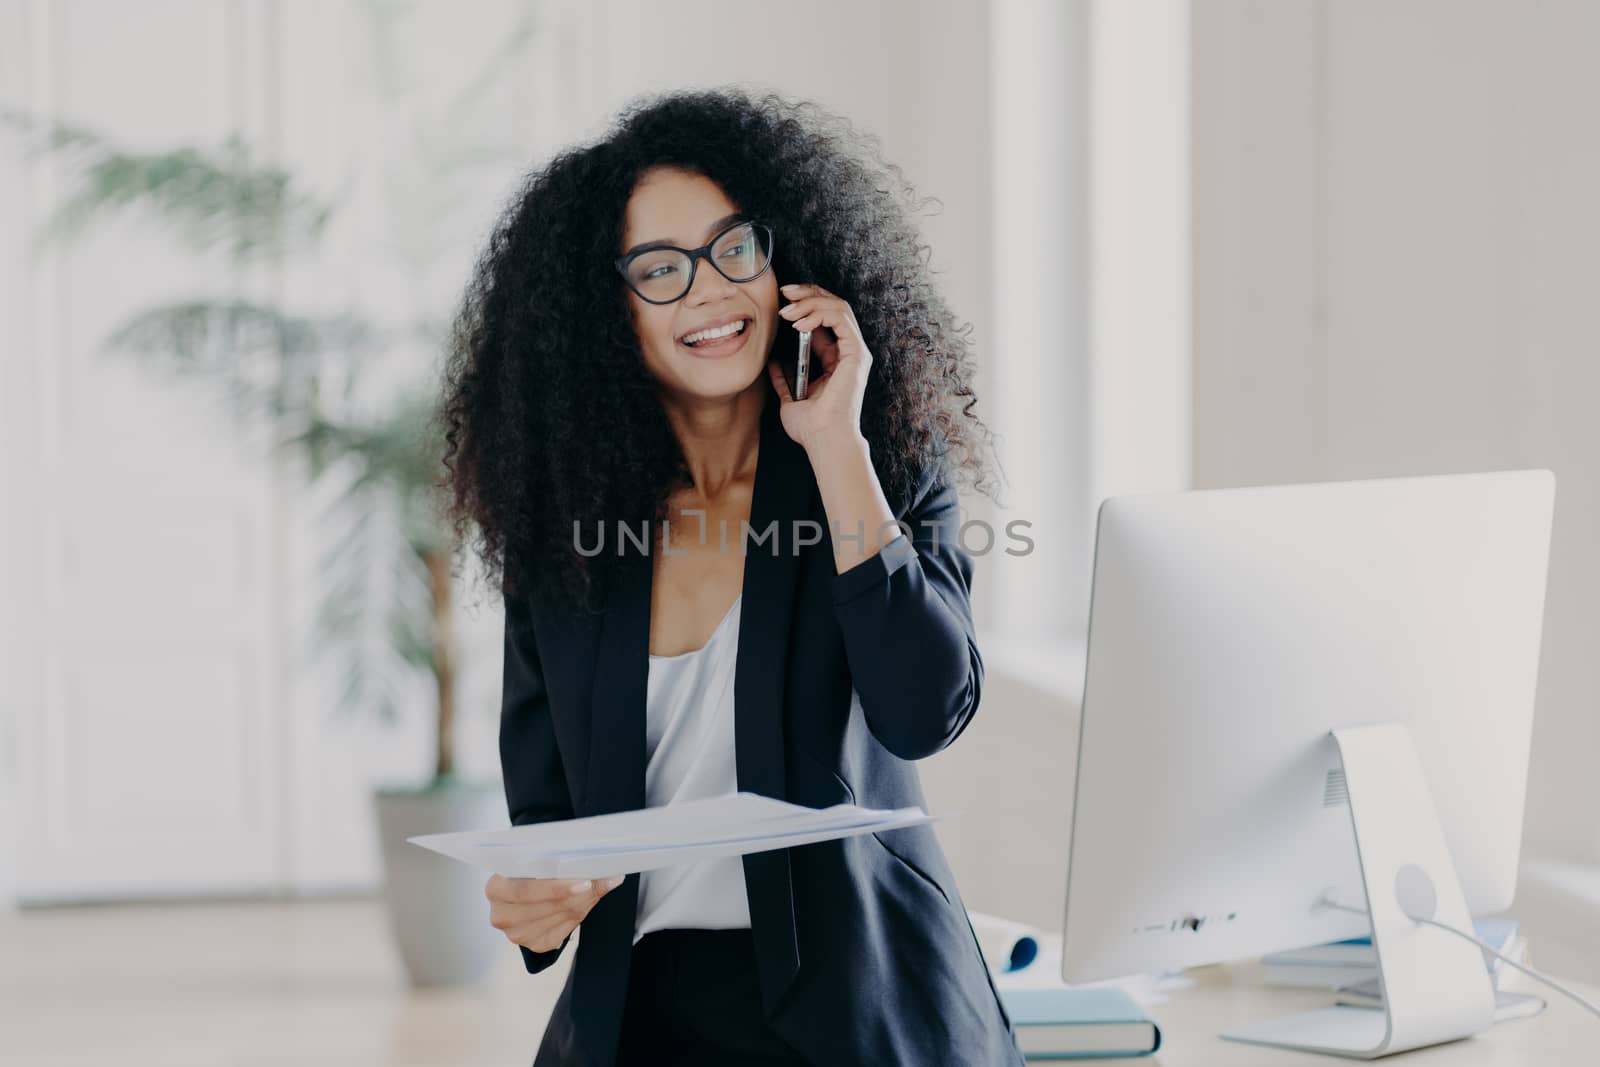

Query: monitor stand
left=1220, top=723, right=1497, bottom=1059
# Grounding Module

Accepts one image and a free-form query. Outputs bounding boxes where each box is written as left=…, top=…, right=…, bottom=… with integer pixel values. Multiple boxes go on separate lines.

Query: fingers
left=485, top=873, right=626, bottom=952
left=781, top=282, right=838, bottom=305
left=777, top=282, right=834, bottom=324
left=500, top=881, right=612, bottom=951
left=511, top=909, right=586, bottom=953
left=778, top=297, right=845, bottom=336
left=776, top=290, right=868, bottom=369
left=766, top=360, right=793, bottom=402
left=767, top=349, right=833, bottom=404
left=809, top=326, right=841, bottom=373
left=780, top=282, right=821, bottom=300
left=525, top=881, right=614, bottom=935
left=486, top=874, right=614, bottom=905
left=782, top=311, right=851, bottom=374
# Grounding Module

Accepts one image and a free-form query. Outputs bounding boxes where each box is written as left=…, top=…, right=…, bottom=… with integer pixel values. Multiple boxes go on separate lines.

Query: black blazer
left=499, top=397, right=1023, bottom=1066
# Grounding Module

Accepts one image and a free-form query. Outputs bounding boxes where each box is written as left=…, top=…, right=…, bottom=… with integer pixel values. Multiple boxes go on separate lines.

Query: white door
left=0, top=0, right=287, bottom=902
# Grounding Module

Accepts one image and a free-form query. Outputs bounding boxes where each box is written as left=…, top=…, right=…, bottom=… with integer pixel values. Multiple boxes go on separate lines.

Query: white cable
left=1318, top=895, right=1600, bottom=1023
left=1408, top=914, right=1600, bottom=1022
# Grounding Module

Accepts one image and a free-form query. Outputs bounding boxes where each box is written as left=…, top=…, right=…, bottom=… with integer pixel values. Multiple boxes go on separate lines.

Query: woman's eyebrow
left=622, top=212, right=744, bottom=258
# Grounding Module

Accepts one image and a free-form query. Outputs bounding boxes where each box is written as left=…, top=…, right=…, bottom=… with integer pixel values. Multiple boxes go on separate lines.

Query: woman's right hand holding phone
left=485, top=873, right=626, bottom=952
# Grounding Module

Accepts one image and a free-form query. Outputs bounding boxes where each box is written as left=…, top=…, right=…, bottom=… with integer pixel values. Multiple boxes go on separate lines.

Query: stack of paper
left=408, top=792, right=934, bottom=880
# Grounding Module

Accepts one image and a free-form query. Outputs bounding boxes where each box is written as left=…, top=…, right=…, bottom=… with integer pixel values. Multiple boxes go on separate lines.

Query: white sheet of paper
left=407, top=792, right=935, bottom=879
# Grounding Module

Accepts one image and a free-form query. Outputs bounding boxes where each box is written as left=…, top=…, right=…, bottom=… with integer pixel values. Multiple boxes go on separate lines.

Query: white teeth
left=682, top=319, right=747, bottom=346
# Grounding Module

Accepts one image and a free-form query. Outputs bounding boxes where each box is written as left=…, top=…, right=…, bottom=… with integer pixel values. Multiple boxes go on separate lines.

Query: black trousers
left=615, top=928, right=809, bottom=1066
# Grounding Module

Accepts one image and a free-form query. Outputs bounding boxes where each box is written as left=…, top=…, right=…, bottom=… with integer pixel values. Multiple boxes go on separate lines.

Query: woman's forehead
left=622, top=168, right=740, bottom=247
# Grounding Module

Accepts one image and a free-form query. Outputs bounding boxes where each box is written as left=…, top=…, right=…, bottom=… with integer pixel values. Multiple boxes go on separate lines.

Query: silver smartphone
left=792, top=329, right=813, bottom=400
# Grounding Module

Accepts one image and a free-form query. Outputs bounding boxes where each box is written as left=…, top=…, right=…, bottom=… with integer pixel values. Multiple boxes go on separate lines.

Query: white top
left=633, top=593, right=753, bottom=942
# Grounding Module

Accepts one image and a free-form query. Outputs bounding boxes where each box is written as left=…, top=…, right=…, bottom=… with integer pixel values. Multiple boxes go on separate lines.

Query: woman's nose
left=685, top=257, right=738, bottom=304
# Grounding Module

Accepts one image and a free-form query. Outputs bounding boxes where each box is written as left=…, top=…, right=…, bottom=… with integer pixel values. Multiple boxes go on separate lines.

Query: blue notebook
left=1000, top=987, right=1162, bottom=1060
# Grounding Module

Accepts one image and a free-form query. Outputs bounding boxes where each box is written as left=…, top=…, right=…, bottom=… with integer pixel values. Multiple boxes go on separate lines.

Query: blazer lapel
left=737, top=396, right=814, bottom=1015
left=582, top=537, right=650, bottom=817
left=569, top=535, right=649, bottom=1066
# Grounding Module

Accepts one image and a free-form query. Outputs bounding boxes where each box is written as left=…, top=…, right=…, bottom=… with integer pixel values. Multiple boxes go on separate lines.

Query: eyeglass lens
left=624, top=222, right=771, bottom=303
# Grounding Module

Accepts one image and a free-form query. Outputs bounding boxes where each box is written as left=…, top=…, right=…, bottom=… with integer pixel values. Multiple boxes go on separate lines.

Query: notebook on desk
left=999, top=987, right=1162, bottom=1060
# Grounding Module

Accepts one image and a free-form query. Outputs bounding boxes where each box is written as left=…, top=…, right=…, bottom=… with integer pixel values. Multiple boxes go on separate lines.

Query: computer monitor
left=1060, top=469, right=1556, bottom=1057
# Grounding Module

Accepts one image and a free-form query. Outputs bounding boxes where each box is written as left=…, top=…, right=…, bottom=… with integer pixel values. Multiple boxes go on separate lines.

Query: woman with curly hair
left=437, top=86, right=1021, bottom=1066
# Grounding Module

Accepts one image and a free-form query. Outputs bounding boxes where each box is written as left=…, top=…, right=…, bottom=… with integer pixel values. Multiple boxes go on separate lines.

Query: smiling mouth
left=678, top=317, right=752, bottom=349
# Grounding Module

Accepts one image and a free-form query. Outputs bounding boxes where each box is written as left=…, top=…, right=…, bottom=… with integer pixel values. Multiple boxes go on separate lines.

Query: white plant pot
left=374, top=782, right=506, bottom=988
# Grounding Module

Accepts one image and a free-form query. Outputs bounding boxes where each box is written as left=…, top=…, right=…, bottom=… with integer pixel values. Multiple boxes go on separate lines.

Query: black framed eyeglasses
left=614, top=218, right=775, bottom=305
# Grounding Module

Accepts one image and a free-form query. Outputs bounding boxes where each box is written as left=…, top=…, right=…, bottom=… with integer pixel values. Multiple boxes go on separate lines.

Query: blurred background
left=2, top=0, right=1596, bottom=1063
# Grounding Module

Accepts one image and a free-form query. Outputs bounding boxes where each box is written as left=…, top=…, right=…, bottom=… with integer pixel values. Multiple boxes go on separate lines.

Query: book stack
left=1261, top=918, right=1525, bottom=991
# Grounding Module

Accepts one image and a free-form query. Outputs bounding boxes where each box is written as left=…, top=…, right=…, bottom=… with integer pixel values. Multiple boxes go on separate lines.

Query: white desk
left=1134, top=960, right=1593, bottom=1064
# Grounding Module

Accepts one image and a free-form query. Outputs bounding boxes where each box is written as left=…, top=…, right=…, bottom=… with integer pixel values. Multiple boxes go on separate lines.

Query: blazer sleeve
left=831, top=459, right=984, bottom=761
left=500, top=587, right=577, bottom=975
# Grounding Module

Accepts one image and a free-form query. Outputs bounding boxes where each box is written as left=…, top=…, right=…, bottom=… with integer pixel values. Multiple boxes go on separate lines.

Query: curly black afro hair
left=436, top=86, right=998, bottom=615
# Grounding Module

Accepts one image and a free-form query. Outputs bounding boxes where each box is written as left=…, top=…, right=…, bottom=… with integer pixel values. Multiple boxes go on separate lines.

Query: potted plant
left=1, top=9, right=537, bottom=983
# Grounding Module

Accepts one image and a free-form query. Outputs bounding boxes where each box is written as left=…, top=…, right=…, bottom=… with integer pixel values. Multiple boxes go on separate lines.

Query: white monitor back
left=1061, top=469, right=1555, bottom=983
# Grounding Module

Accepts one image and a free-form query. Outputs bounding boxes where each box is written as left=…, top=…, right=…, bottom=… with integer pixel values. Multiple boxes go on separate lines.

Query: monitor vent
left=1323, top=768, right=1349, bottom=808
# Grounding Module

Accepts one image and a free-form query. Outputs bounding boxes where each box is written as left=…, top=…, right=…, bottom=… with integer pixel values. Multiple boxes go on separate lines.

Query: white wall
left=1192, top=0, right=1600, bottom=870
left=1085, top=0, right=1192, bottom=513
left=988, top=0, right=1089, bottom=645
left=927, top=0, right=1195, bottom=931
